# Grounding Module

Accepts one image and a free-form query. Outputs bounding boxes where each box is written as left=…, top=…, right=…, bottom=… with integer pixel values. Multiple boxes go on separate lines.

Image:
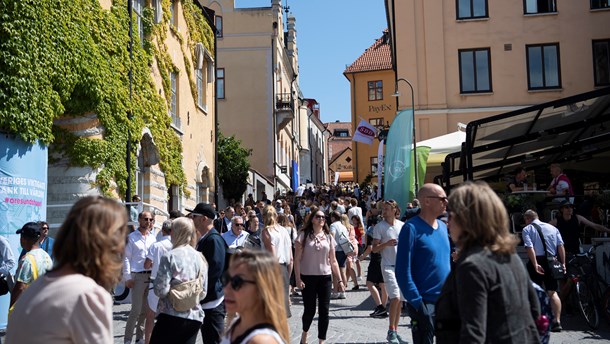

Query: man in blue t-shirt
left=396, top=184, right=451, bottom=344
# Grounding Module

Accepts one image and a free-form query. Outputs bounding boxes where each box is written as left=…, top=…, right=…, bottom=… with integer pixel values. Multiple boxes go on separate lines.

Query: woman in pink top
left=294, top=208, right=343, bottom=344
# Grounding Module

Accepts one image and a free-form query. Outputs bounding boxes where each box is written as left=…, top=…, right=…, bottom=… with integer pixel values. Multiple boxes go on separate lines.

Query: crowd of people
left=1, top=172, right=609, bottom=344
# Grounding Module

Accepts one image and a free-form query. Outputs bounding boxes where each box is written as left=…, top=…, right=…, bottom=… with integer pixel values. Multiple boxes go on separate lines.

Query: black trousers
left=301, top=274, right=332, bottom=340
left=150, top=313, right=201, bottom=344
left=200, top=302, right=226, bottom=344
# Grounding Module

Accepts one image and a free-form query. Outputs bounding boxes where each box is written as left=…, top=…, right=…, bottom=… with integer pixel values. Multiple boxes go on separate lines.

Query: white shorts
left=382, top=266, right=405, bottom=301
left=147, top=282, right=159, bottom=312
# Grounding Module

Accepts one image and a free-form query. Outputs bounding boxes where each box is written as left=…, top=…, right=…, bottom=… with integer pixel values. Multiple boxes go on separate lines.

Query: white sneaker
left=338, top=292, right=347, bottom=299
left=330, top=292, right=340, bottom=299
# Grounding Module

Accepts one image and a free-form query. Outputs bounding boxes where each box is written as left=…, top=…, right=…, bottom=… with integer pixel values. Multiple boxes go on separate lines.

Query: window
left=369, top=118, right=384, bottom=127
left=152, top=0, right=162, bottom=23
left=591, top=0, right=610, bottom=9
left=170, top=0, right=176, bottom=27
left=217, top=68, right=225, bottom=99
left=196, top=67, right=205, bottom=108
left=457, top=0, right=488, bottom=19
left=526, top=43, right=561, bottom=90
left=334, top=129, right=349, bottom=137
left=168, top=185, right=181, bottom=214
left=524, top=0, right=556, bottom=14
left=459, top=48, right=492, bottom=93
left=371, top=157, right=379, bottom=176
left=367, top=81, right=383, bottom=101
left=133, top=0, right=145, bottom=46
left=593, top=40, right=610, bottom=86
left=170, top=72, right=180, bottom=127
left=215, top=16, right=223, bottom=38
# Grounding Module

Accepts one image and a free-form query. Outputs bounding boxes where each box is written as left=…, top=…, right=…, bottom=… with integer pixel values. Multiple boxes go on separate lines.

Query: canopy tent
left=417, top=127, right=466, bottom=166
left=439, top=87, right=610, bottom=189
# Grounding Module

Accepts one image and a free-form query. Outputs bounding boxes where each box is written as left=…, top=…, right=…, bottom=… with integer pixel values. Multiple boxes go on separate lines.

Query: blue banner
left=383, top=109, right=413, bottom=212
left=0, top=134, right=48, bottom=329
left=291, top=160, right=299, bottom=191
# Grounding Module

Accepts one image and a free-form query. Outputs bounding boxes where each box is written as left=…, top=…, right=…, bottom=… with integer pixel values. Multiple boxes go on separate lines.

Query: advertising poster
left=0, top=134, right=48, bottom=329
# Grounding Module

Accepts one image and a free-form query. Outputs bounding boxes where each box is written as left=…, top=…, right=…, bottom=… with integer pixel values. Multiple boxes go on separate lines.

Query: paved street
left=113, top=261, right=610, bottom=343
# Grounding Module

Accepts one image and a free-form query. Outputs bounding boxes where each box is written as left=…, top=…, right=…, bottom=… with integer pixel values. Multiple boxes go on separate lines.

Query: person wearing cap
left=549, top=201, right=610, bottom=255
left=123, top=211, right=157, bottom=344
left=189, top=203, right=227, bottom=344
left=10, top=222, right=53, bottom=308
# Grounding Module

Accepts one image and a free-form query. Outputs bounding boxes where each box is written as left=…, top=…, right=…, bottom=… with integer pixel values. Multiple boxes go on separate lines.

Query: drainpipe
left=272, top=22, right=278, bottom=194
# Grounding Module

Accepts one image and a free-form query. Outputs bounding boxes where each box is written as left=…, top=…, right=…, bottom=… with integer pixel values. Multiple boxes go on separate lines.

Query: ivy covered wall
left=0, top=0, right=215, bottom=197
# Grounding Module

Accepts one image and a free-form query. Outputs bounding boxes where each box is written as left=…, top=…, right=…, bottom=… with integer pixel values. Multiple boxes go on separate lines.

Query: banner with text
left=352, top=120, right=377, bottom=145
left=0, top=134, right=48, bottom=329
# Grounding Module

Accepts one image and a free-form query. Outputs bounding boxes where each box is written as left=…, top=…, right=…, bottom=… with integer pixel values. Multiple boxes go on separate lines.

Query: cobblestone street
left=113, top=261, right=610, bottom=344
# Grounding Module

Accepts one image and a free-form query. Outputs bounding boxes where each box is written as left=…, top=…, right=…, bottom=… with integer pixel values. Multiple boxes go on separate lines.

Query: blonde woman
left=435, top=182, right=540, bottom=343
left=262, top=205, right=293, bottom=317
left=7, top=196, right=128, bottom=344
left=151, top=217, right=208, bottom=344
left=220, top=250, right=289, bottom=344
left=340, top=214, right=359, bottom=290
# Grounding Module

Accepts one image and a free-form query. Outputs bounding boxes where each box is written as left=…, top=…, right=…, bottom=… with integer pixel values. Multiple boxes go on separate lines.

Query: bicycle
left=565, top=249, right=600, bottom=329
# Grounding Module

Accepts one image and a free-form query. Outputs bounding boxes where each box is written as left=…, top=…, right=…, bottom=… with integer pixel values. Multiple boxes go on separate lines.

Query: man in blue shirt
left=396, top=184, right=451, bottom=344
left=221, top=216, right=249, bottom=250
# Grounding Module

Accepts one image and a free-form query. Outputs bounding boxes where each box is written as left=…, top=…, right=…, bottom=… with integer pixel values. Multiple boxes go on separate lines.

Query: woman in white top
left=220, top=250, right=288, bottom=344
left=262, top=205, right=293, bottom=317
left=151, top=217, right=208, bottom=344
left=6, top=196, right=129, bottom=344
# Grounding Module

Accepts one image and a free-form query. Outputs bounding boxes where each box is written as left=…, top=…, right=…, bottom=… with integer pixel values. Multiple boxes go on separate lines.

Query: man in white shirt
left=347, top=198, right=363, bottom=227
left=143, top=219, right=173, bottom=344
left=221, top=216, right=249, bottom=250
left=123, top=211, right=157, bottom=344
left=372, top=200, right=406, bottom=344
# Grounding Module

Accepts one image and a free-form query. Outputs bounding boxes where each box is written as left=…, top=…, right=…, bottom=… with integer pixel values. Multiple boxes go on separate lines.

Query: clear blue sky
left=235, top=0, right=388, bottom=124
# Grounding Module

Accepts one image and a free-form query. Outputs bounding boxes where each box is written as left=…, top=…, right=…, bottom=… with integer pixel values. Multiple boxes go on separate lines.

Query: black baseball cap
left=186, top=203, right=216, bottom=219
left=16, top=222, right=41, bottom=239
left=559, top=200, right=575, bottom=208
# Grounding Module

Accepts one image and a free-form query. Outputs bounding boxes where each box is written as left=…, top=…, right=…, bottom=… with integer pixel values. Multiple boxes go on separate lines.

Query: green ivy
left=217, top=132, right=252, bottom=202
left=0, top=0, right=215, bottom=197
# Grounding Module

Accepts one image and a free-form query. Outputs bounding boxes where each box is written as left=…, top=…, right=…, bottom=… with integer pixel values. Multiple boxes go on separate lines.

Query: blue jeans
left=408, top=301, right=436, bottom=344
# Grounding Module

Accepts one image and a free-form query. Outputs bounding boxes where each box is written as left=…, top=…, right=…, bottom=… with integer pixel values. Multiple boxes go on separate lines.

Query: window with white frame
left=170, top=72, right=180, bottom=127
left=526, top=43, right=561, bottom=90
left=593, top=39, right=610, bottom=86
left=457, top=0, right=488, bottom=19
left=217, top=68, right=225, bottom=99
left=459, top=48, right=492, bottom=93
left=133, top=0, right=145, bottom=46
left=196, top=67, right=204, bottom=108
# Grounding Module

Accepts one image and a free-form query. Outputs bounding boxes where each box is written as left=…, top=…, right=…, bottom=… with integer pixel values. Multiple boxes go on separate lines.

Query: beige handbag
left=167, top=255, right=204, bottom=312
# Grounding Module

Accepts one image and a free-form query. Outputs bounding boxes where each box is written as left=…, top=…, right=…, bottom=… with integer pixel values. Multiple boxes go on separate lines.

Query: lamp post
left=126, top=0, right=134, bottom=205
left=392, top=78, right=419, bottom=193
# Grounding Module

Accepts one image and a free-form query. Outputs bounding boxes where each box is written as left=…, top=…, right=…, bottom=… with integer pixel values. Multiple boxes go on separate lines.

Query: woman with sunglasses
left=435, top=182, right=540, bottom=343
left=150, top=217, right=208, bottom=344
left=220, top=250, right=289, bottom=344
left=294, top=208, right=343, bottom=344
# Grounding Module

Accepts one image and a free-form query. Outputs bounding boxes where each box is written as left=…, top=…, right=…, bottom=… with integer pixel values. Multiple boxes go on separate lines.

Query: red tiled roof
left=344, top=30, right=392, bottom=74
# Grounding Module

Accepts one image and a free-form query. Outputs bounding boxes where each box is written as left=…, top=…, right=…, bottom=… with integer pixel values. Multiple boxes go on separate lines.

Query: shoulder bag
left=167, top=253, right=205, bottom=312
left=532, top=223, right=565, bottom=280
left=336, top=230, right=355, bottom=255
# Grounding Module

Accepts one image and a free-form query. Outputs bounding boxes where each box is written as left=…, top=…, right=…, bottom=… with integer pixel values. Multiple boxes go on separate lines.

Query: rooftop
left=344, top=30, right=392, bottom=74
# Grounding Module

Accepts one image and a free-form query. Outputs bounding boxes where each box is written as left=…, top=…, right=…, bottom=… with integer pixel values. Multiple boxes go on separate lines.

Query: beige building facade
left=47, top=0, right=217, bottom=229
left=206, top=0, right=307, bottom=199
left=386, top=0, right=610, bottom=140
left=344, top=31, right=395, bottom=183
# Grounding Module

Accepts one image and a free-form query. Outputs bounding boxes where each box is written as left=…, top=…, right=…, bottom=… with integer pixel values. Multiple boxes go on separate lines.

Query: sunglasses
left=142, top=218, right=154, bottom=222
left=221, top=271, right=256, bottom=291
left=427, top=196, right=448, bottom=202
left=234, top=223, right=244, bottom=227
left=314, top=215, right=325, bottom=220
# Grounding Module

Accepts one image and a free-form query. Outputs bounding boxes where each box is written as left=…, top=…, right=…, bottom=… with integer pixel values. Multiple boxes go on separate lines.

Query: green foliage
left=0, top=0, right=214, bottom=197
left=360, top=173, right=373, bottom=190
left=217, top=132, right=252, bottom=202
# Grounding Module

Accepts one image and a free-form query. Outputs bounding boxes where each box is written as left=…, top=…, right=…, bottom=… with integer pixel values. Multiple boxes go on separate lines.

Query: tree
left=217, top=131, right=252, bottom=202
